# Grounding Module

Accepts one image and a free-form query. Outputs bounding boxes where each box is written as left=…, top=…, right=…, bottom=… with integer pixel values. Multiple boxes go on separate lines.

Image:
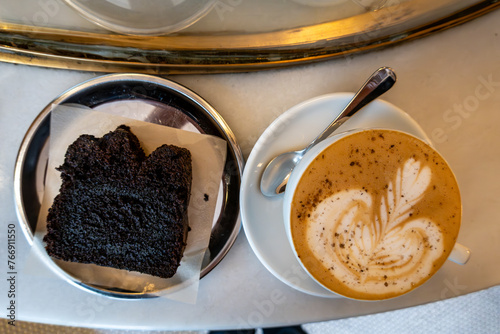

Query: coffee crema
left=290, top=129, right=461, bottom=300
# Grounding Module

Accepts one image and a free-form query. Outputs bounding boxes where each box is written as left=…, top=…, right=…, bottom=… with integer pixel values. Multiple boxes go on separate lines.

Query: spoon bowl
left=262, top=149, right=306, bottom=195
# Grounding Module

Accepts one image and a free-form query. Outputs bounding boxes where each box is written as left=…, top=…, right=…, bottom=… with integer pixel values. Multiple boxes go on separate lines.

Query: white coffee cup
left=283, top=128, right=470, bottom=300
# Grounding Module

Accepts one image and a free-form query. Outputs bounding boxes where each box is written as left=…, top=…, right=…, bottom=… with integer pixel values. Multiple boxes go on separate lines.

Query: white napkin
left=303, top=286, right=500, bottom=333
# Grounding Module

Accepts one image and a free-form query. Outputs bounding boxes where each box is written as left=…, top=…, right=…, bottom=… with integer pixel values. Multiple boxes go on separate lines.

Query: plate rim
left=13, top=73, right=244, bottom=298
left=63, top=0, right=218, bottom=36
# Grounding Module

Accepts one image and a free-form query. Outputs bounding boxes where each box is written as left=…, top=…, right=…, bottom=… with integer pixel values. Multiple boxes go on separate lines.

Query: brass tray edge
left=0, top=0, right=498, bottom=74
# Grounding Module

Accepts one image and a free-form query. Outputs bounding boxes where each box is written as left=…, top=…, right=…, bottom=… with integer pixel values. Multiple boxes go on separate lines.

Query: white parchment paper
left=32, top=104, right=227, bottom=303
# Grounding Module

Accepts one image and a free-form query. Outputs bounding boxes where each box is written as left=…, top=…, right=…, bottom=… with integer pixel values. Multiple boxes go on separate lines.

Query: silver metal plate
left=13, top=73, right=244, bottom=298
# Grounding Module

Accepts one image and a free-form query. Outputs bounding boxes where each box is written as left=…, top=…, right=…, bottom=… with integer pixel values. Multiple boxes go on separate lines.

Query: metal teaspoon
left=260, top=66, right=397, bottom=197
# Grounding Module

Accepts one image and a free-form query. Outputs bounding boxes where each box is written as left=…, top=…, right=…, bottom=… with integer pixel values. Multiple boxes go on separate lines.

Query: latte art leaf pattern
left=306, top=158, right=445, bottom=295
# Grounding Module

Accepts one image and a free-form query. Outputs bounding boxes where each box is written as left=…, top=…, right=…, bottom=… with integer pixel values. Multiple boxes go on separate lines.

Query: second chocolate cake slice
left=43, top=125, right=192, bottom=279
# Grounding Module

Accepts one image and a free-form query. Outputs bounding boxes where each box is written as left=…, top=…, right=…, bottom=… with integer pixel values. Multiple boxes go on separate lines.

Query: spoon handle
left=307, top=67, right=397, bottom=149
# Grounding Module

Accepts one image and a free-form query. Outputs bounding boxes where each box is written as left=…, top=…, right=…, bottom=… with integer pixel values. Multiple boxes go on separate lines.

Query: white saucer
left=240, top=93, right=431, bottom=297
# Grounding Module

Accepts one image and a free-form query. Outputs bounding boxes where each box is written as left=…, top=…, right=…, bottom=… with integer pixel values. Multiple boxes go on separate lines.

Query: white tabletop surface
left=1, top=7, right=500, bottom=332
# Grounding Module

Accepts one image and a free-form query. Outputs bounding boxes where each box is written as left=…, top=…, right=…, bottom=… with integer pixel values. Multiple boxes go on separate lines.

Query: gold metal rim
left=1, top=0, right=499, bottom=74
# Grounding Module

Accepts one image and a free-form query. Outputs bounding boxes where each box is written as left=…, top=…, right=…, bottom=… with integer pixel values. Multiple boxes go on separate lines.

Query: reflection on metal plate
left=13, top=74, right=244, bottom=298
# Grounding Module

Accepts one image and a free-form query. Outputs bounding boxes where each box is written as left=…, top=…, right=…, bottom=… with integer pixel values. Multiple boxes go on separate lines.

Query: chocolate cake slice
left=43, top=125, right=192, bottom=279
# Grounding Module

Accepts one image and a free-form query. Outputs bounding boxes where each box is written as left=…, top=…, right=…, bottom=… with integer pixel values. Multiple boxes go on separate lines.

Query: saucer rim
left=240, top=92, right=430, bottom=297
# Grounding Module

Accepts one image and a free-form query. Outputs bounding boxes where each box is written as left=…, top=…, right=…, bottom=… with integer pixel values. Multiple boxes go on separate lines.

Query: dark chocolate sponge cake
left=43, top=125, right=192, bottom=279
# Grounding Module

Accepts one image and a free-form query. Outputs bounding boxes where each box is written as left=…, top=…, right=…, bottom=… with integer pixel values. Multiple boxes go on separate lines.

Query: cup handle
left=448, top=243, right=471, bottom=265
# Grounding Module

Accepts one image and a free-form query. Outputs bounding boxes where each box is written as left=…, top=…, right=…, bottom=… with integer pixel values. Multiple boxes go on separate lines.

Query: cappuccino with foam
left=288, top=129, right=461, bottom=300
